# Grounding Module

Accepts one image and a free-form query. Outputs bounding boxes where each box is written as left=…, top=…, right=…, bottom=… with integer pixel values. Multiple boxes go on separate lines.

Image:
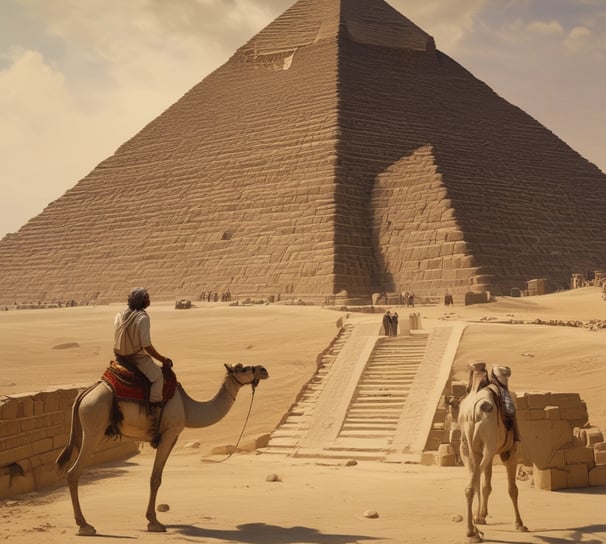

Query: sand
left=1, top=288, right=605, bottom=543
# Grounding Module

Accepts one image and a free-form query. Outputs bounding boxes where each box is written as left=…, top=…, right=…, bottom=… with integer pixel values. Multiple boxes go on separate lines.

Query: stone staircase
left=322, top=335, right=428, bottom=458
left=261, top=323, right=435, bottom=460
left=261, top=323, right=357, bottom=456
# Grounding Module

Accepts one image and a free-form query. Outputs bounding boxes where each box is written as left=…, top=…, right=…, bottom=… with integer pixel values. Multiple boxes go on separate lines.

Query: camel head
left=466, top=360, right=490, bottom=393
left=224, top=363, right=269, bottom=389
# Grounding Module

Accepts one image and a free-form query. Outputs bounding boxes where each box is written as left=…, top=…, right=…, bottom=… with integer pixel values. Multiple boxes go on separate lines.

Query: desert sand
left=1, top=288, right=605, bottom=543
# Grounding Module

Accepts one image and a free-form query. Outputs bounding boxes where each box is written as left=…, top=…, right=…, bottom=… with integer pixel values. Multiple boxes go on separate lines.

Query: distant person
left=382, top=310, right=392, bottom=336
left=113, top=287, right=173, bottom=406
left=391, top=312, right=399, bottom=336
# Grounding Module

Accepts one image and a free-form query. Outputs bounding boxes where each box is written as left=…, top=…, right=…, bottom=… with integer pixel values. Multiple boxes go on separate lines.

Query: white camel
left=56, top=363, right=269, bottom=536
left=458, top=361, right=527, bottom=543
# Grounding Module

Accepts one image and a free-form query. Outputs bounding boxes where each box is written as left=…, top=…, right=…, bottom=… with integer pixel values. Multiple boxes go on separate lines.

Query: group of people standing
left=382, top=310, right=399, bottom=336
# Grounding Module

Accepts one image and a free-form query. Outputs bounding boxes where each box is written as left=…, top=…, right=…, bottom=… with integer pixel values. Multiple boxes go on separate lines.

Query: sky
left=0, top=0, right=605, bottom=239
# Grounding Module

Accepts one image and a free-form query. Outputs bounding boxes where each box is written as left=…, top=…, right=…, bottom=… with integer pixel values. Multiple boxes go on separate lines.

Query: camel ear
left=224, top=363, right=233, bottom=373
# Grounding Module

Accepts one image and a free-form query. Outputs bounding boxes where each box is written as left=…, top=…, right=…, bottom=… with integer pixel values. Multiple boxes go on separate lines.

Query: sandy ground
left=1, top=289, right=605, bottom=543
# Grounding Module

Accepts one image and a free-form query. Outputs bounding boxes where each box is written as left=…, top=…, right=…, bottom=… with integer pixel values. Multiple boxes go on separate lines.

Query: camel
left=56, top=362, right=269, bottom=536
left=457, top=361, right=527, bottom=543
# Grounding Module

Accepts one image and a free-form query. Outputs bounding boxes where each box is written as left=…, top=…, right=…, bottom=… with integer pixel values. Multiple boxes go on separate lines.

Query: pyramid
left=1, top=0, right=606, bottom=305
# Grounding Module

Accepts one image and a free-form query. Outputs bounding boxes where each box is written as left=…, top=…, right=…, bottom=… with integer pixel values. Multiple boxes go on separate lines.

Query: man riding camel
left=113, top=287, right=172, bottom=446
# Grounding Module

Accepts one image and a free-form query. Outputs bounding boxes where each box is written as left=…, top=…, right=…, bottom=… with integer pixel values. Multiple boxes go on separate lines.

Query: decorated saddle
left=101, top=360, right=178, bottom=404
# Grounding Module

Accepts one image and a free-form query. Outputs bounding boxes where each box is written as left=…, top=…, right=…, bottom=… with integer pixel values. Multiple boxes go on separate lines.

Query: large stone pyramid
left=2, top=0, right=606, bottom=305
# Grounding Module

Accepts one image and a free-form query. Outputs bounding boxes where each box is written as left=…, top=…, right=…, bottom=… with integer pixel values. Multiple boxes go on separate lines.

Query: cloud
left=564, top=25, right=593, bottom=52
left=527, top=20, right=564, bottom=36
left=389, top=0, right=486, bottom=50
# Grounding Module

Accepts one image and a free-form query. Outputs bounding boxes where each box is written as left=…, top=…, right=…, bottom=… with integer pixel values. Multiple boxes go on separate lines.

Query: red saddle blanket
left=101, top=360, right=178, bottom=403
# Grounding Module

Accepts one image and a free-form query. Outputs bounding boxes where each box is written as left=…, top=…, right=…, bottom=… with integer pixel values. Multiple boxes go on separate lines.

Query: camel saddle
left=101, top=360, right=178, bottom=404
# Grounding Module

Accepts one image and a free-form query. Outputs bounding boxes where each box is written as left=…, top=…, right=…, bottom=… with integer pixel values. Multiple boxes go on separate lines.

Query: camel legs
left=475, top=463, right=492, bottom=524
left=66, top=422, right=107, bottom=535
left=145, top=430, right=179, bottom=532
left=464, top=450, right=484, bottom=543
left=503, top=450, right=528, bottom=532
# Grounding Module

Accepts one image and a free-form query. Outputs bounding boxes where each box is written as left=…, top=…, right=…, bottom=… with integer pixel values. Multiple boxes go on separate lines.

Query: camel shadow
left=168, top=522, right=381, bottom=543
left=487, top=524, right=606, bottom=544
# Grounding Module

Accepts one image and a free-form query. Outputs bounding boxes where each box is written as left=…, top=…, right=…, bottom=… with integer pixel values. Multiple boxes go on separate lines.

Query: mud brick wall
left=0, top=389, right=139, bottom=499
left=515, top=391, right=606, bottom=490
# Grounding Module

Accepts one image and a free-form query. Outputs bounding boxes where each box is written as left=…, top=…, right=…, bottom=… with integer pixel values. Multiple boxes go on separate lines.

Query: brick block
left=533, top=465, right=567, bottom=491
left=438, top=443, right=454, bottom=455
left=594, top=442, right=606, bottom=452
left=513, top=393, right=528, bottom=410
left=525, top=393, right=548, bottom=410
left=565, top=447, right=596, bottom=467
left=529, top=409, right=546, bottom=420
left=0, top=398, right=18, bottom=420
left=548, top=392, right=581, bottom=408
left=0, top=444, right=33, bottom=466
left=586, top=428, right=604, bottom=446
left=33, top=399, right=44, bottom=416
left=517, top=409, right=530, bottom=421
left=421, top=451, right=437, bottom=466
left=566, top=463, right=589, bottom=488
left=588, top=465, right=606, bottom=486
left=0, top=419, right=20, bottom=437
left=438, top=453, right=457, bottom=466
left=544, top=406, right=560, bottom=420
left=43, top=394, right=60, bottom=413
left=560, top=403, right=588, bottom=425
left=594, top=451, right=606, bottom=466
left=20, top=397, right=34, bottom=418
left=518, top=419, right=573, bottom=469
left=31, top=437, right=54, bottom=456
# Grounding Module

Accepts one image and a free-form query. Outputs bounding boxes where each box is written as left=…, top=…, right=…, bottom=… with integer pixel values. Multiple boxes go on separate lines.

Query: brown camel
left=56, top=363, right=269, bottom=536
left=457, top=361, right=527, bottom=543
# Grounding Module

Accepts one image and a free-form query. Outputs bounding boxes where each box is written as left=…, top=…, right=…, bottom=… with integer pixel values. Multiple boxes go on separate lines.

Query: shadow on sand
left=167, top=522, right=381, bottom=543
left=487, top=524, right=606, bottom=544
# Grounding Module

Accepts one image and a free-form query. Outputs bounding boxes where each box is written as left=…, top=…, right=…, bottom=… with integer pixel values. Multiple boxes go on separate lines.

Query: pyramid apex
left=239, top=0, right=435, bottom=57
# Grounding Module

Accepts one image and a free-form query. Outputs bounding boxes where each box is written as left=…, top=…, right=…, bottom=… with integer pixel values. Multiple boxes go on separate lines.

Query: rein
left=205, top=380, right=258, bottom=464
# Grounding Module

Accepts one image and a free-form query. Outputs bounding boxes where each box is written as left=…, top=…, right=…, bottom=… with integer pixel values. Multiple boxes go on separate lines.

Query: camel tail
left=55, top=383, right=98, bottom=472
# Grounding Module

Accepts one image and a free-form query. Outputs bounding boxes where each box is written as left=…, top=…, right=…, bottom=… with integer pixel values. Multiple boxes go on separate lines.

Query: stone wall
left=515, top=391, right=606, bottom=490
left=0, top=388, right=139, bottom=499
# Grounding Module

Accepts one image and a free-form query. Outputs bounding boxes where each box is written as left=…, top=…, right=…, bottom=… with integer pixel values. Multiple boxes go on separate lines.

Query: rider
left=114, top=288, right=172, bottom=446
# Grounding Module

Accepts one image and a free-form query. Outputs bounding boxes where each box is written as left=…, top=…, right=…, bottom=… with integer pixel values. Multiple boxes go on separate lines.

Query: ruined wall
left=0, top=389, right=139, bottom=499
left=516, top=391, right=606, bottom=490
left=431, top=383, right=606, bottom=490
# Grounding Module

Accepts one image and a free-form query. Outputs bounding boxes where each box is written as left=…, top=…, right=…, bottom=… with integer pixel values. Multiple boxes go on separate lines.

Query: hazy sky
left=1, top=0, right=604, bottom=239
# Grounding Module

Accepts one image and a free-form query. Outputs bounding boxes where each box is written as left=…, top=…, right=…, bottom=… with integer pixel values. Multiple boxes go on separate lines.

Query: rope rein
left=207, top=380, right=258, bottom=464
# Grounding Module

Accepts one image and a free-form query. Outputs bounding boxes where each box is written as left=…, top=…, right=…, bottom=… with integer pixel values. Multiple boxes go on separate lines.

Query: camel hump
left=491, top=365, right=512, bottom=388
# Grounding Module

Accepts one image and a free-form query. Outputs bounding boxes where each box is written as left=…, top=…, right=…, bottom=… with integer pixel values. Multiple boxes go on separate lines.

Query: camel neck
left=180, top=376, right=242, bottom=428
